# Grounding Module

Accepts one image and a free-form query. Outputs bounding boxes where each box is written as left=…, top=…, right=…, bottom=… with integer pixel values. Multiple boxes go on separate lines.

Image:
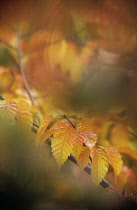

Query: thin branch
left=68, top=154, right=114, bottom=190
left=0, top=39, right=17, bottom=51
left=16, top=28, right=35, bottom=105
left=64, top=115, right=76, bottom=128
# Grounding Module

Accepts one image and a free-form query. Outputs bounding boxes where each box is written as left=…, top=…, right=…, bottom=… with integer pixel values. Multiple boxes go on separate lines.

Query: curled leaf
left=36, top=115, right=53, bottom=140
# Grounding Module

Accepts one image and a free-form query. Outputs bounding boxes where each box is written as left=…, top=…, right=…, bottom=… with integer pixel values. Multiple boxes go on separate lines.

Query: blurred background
left=0, top=0, right=137, bottom=209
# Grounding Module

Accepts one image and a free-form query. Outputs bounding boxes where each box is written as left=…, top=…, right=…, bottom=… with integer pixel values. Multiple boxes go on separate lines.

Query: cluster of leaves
left=0, top=1, right=137, bottom=208
left=0, top=100, right=123, bottom=186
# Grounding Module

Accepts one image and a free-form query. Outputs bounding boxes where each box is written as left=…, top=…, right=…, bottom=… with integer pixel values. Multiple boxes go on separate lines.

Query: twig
left=68, top=154, right=114, bottom=190
left=64, top=115, right=76, bottom=128
left=16, top=28, right=35, bottom=105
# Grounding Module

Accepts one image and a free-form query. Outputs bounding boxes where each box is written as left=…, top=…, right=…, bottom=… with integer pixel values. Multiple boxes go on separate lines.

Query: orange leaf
left=51, top=122, right=77, bottom=169
left=91, top=147, right=109, bottom=185
left=77, top=147, right=90, bottom=170
left=104, top=146, right=123, bottom=177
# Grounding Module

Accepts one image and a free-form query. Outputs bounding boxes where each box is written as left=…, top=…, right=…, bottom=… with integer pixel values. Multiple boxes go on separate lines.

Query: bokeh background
left=0, top=0, right=137, bottom=209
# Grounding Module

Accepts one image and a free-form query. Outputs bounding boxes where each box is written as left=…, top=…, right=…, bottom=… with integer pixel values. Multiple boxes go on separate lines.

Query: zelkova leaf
left=51, top=122, right=77, bottom=169
left=0, top=100, right=18, bottom=121
left=72, top=130, right=87, bottom=160
left=36, top=115, right=53, bottom=141
left=76, top=117, right=92, bottom=132
left=91, top=147, right=109, bottom=185
left=72, top=130, right=97, bottom=159
left=84, top=131, right=97, bottom=149
left=104, top=146, right=123, bottom=177
left=0, top=100, right=33, bottom=132
left=77, top=147, right=90, bottom=170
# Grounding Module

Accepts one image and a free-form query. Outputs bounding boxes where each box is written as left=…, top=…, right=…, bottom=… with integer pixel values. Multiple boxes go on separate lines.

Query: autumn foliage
left=0, top=0, right=137, bottom=209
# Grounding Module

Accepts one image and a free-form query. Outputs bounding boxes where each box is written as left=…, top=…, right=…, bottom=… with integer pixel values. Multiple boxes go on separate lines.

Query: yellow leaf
left=91, top=147, right=109, bottom=185
left=36, top=115, right=53, bottom=140
left=39, top=129, right=55, bottom=147
left=72, top=129, right=97, bottom=159
left=0, top=100, right=33, bottom=132
left=104, top=146, right=123, bottom=177
left=0, top=100, right=18, bottom=122
left=76, top=117, right=92, bottom=132
left=72, top=130, right=86, bottom=160
left=77, top=147, right=90, bottom=170
left=51, top=122, right=77, bottom=169
left=17, top=100, right=33, bottom=131
left=84, top=131, right=97, bottom=149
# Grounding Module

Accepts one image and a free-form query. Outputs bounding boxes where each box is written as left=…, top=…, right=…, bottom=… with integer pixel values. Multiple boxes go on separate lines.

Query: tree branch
left=64, top=115, right=76, bottom=128
left=68, top=154, right=114, bottom=190
left=16, top=28, right=35, bottom=105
